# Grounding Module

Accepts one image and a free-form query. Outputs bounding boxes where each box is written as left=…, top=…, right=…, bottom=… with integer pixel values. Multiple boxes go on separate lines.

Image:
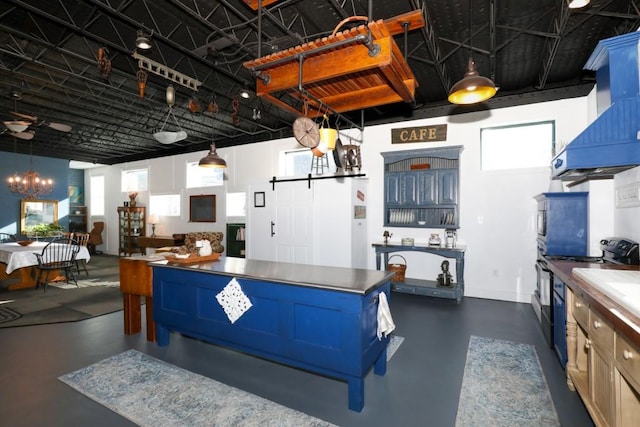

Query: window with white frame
left=480, top=121, right=555, bottom=171
left=90, top=175, right=105, bottom=216
left=283, top=148, right=337, bottom=176
left=186, top=162, right=224, bottom=188
left=226, top=192, right=246, bottom=217
left=149, top=194, right=181, bottom=216
left=121, top=168, right=148, bottom=192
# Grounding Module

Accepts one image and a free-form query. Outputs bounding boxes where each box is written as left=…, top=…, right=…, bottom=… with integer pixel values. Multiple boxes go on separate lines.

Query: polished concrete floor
left=0, top=281, right=593, bottom=426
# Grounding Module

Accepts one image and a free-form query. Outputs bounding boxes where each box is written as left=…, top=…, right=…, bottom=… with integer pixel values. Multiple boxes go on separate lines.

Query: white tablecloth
left=0, top=242, right=91, bottom=274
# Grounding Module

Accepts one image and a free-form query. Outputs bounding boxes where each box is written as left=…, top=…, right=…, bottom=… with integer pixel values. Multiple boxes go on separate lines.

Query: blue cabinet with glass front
left=382, top=146, right=462, bottom=228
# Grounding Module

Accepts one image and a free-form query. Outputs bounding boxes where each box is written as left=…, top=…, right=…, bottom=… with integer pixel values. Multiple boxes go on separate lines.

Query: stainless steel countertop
left=151, top=257, right=395, bottom=295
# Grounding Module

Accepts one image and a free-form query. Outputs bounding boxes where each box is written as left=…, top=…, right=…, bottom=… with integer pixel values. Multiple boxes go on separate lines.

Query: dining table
left=0, top=241, right=91, bottom=290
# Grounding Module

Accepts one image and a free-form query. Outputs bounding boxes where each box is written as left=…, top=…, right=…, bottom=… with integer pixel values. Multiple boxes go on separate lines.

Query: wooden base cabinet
left=566, top=286, right=640, bottom=426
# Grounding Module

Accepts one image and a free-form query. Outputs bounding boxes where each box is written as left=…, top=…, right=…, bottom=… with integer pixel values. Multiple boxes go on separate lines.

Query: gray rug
left=0, top=279, right=122, bottom=328
left=59, top=338, right=405, bottom=426
left=455, top=336, right=560, bottom=427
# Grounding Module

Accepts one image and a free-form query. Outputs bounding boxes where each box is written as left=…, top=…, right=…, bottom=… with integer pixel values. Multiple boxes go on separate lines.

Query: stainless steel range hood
left=552, top=32, right=640, bottom=181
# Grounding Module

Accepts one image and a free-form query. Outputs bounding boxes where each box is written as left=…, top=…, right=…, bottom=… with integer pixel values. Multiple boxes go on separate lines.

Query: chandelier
left=7, top=153, right=54, bottom=198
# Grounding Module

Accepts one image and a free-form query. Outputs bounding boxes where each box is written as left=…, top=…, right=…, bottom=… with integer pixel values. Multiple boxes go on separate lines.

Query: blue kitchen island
left=151, top=257, right=395, bottom=412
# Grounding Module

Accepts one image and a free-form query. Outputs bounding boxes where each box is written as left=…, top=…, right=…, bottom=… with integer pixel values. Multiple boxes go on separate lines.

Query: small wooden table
left=136, top=236, right=184, bottom=254
left=119, top=255, right=161, bottom=342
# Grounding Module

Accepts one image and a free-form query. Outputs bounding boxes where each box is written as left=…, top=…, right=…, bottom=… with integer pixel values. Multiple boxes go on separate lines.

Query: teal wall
left=0, top=153, right=71, bottom=237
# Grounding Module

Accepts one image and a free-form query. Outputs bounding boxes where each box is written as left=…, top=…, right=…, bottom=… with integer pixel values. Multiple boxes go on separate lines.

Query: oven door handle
left=537, top=259, right=551, bottom=273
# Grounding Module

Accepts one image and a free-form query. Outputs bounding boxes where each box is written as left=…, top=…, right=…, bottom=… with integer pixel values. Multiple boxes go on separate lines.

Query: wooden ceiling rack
left=243, top=10, right=425, bottom=120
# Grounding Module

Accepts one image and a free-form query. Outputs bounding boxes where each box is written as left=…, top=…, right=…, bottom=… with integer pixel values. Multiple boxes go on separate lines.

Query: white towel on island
left=377, top=291, right=395, bottom=340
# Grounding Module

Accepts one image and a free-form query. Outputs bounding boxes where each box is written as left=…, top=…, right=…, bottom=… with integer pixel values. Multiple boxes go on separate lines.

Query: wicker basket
left=386, top=255, right=407, bottom=282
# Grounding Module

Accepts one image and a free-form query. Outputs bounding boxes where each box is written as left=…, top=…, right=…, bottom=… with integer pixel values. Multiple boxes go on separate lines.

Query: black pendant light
left=448, top=1, right=497, bottom=105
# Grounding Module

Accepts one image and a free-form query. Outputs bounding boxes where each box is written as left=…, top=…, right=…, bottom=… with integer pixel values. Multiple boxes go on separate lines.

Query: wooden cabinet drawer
left=573, top=292, right=589, bottom=329
left=616, top=332, right=640, bottom=392
left=589, top=309, right=614, bottom=353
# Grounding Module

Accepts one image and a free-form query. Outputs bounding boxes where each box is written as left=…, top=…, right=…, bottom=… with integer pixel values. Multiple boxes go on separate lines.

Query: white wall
left=86, top=94, right=631, bottom=303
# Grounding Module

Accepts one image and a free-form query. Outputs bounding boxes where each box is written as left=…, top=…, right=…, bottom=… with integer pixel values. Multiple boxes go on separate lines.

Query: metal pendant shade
left=448, top=0, right=497, bottom=105
left=198, top=143, right=227, bottom=168
left=448, top=58, right=497, bottom=105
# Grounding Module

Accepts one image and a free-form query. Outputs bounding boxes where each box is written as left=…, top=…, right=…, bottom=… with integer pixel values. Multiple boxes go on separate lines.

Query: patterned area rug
left=50, top=279, right=120, bottom=289
left=0, top=280, right=122, bottom=328
left=0, top=306, right=21, bottom=324
left=59, top=339, right=405, bottom=426
left=455, top=336, right=560, bottom=427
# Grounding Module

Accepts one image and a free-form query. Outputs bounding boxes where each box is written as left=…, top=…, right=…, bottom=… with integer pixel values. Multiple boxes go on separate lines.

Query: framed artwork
left=189, top=194, right=216, bottom=222
left=254, top=191, right=265, bottom=208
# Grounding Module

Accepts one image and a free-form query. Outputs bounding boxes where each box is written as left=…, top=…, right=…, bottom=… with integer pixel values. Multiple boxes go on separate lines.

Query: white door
left=246, top=183, right=275, bottom=261
left=246, top=181, right=315, bottom=264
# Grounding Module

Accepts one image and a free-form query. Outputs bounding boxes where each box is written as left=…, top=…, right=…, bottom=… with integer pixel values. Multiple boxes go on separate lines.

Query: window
left=186, top=162, right=224, bottom=188
left=121, top=168, right=148, bottom=192
left=226, top=192, right=246, bottom=217
left=480, top=121, right=555, bottom=171
left=149, top=194, right=181, bottom=216
left=283, top=148, right=336, bottom=176
left=90, top=175, right=105, bottom=216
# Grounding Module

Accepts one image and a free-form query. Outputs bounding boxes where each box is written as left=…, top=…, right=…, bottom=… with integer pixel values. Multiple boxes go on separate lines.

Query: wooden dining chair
left=73, top=232, right=90, bottom=276
left=34, top=237, right=81, bottom=292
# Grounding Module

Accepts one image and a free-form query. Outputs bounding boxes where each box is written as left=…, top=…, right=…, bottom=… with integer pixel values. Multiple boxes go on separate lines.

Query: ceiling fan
left=3, top=90, right=73, bottom=136
left=0, top=126, right=35, bottom=140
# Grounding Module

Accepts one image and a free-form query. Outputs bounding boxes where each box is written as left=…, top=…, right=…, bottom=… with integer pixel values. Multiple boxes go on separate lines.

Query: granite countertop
left=548, top=260, right=640, bottom=347
left=151, top=256, right=395, bottom=295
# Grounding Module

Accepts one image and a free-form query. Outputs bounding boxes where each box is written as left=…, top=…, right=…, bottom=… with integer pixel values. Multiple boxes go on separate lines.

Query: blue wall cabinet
left=382, top=146, right=462, bottom=228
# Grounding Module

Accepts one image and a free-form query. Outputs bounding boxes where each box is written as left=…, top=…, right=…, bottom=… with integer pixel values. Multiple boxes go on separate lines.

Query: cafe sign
left=391, top=124, right=447, bottom=144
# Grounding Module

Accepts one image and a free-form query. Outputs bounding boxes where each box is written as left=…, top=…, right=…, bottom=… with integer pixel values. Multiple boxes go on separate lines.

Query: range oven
left=547, top=237, right=640, bottom=366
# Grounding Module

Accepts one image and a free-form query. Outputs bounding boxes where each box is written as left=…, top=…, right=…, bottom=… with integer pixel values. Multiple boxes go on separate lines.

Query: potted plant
left=26, top=223, right=66, bottom=239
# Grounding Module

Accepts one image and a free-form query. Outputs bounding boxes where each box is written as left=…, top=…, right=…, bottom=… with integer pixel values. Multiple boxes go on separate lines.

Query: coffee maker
left=445, top=229, right=457, bottom=248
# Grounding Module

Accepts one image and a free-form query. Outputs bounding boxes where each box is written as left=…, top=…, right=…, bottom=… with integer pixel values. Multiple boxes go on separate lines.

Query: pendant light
left=567, top=0, right=590, bottom=8
left=448, top=1, right=497, bottom=105
left=199, top=112, right=226, bottom=168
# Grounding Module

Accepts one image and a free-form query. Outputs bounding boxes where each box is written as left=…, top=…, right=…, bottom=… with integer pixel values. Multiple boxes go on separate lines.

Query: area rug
left=0, top=281, right=122, bottom=328
left=387, top=334, right=404, bottom=361
left=59, top=338, right=405, bottom=426
left=0, top=306, right=21, bottom=324
left=50, top=279, right=120, bottom=289
left=59, top=349, right=338, bottom=427
left=455, top=336, right=560, bottom=427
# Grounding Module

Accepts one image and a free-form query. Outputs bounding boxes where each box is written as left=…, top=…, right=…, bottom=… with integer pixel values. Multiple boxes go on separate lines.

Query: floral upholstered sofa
left=180, top=231, right=224, bottom=254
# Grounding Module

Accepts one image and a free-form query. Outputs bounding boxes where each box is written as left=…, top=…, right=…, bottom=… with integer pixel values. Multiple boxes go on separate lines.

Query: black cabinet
left=382, top=146, right=462, bottom=228
left=226, top=223, right=246, bottom=258
left=68, top=205, right=87, bottom=233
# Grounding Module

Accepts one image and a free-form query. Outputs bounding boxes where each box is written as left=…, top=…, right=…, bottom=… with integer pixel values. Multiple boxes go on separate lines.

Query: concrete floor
left=0, top=267, right=593, bottom=426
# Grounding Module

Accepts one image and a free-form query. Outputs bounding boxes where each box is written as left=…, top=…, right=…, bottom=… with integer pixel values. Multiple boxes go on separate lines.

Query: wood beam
left=256, top=37, right=392, bottom=95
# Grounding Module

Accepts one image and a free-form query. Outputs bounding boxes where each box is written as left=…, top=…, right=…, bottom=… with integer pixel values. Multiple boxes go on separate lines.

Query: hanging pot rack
left=243, top=10, right=425, bottom=132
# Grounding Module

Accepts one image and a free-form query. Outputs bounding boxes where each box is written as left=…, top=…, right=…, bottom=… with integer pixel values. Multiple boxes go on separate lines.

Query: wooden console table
left=372, top=242, right=465, bottom=303
left=136, top=235, right=184, bottom=254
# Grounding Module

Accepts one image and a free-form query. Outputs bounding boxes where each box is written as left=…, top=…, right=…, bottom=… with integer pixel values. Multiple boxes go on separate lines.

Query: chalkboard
left=189, top=195, right=216, bottom=222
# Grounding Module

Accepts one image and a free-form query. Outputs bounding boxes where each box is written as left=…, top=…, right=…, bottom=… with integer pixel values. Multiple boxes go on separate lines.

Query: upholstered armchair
left=182, top=232, right=224, bottom=254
